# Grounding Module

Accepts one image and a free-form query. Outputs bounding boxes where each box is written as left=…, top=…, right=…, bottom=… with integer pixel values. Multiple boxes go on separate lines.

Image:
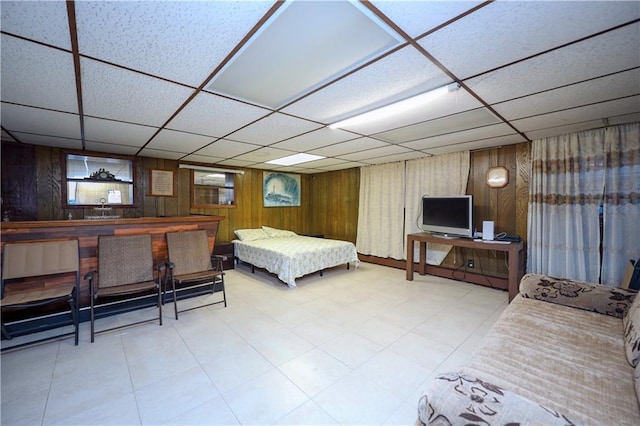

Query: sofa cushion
left=624, top=293, right=640, bottom=367
left=418, top=372, right=576, bottom=426
left=519, top=273, right=637, bottom=318
left=462, top=295, right=639, bottom=425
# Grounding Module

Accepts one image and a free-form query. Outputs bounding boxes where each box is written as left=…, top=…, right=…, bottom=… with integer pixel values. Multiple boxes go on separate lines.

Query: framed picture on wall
left=263, top=172, right=300, bottom=207
left=149, top=169, right=175, bottom=197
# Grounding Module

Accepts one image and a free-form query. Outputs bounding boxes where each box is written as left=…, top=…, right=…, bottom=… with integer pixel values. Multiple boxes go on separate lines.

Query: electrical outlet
left=467, top=259, right=475, bottom=268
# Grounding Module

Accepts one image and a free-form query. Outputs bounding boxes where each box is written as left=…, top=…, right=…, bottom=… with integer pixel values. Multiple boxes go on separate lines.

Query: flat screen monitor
left=421, top=195, right=473, bottom=238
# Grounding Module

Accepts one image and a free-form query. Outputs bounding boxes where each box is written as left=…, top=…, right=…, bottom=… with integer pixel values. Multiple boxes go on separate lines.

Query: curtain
left=356, top=161, right=405, bottom=260
left=404, top=152, right=470, bottom=263
left=527, top=129, right=605, bottom=282
left=601, top=123, right=640, bottom=285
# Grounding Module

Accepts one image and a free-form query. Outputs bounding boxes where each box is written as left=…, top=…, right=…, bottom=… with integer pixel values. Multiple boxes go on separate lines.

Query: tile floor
left=1, top=261, right=508, bottom=425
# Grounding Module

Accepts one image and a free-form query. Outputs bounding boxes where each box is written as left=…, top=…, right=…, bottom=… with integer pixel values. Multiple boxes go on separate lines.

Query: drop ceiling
left=1, top=1, right=639, bottom=174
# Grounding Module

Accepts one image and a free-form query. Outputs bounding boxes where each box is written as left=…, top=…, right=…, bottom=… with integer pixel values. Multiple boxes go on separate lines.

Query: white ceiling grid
left=1, top=0, right=639, bottom=174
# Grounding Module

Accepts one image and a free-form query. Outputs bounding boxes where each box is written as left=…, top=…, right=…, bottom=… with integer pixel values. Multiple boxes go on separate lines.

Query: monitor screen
left=422, top=195, right=473, bottom=238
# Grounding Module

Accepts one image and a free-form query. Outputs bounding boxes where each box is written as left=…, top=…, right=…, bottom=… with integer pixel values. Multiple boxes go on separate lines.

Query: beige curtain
left=356, top=161, right=405, bottom=260
left=404, top=152, right=470, bottom=263
left=527, top=129, right=605, bottom=283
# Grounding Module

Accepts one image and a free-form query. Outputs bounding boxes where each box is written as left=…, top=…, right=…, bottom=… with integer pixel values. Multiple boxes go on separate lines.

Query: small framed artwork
left=149, top=169, right=175, bottom=197
left=263, top=172, right=301, bottom=207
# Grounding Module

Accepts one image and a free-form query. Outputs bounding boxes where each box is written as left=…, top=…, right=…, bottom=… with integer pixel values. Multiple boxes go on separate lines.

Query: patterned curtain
left=527, top=129, right=605, bottom=282
left=528, top=122, right=639, bottom=285
left=601, top=123, right=640, bottom=286
left=356, top=161, right=405, bottom=260
left=404, top=152, right=470, bottom=263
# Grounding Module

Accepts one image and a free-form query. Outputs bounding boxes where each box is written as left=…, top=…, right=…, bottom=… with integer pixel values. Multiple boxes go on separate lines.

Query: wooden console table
left=406, top=232, right=525, bottom=302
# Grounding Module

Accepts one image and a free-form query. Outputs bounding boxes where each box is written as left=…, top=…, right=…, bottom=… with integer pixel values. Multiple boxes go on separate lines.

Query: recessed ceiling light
left=266, top=153, right=325, bottom=166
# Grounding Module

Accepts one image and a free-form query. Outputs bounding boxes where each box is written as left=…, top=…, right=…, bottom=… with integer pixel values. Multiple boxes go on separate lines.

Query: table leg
left=406, top=236, right=414, bottom=281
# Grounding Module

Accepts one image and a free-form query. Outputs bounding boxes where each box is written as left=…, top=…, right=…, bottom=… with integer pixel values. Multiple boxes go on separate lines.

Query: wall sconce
left=486, top=166, right=509, bottom=188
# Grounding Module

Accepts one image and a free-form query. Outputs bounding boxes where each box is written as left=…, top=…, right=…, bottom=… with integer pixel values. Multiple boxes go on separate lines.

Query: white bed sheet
left=233, top=235, right=359, bottom=287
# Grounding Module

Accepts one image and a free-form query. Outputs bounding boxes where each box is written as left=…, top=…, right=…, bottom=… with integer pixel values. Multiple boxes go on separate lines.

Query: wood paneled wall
left=439, top=143, right=531, bottom=277
left=1, top=142, right=530, bottom=274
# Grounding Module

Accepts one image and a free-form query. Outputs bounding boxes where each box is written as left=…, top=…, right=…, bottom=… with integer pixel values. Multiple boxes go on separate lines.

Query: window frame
left=190, top=169, right=237, bottom=209
left=62, top=151, right=137, bottom=208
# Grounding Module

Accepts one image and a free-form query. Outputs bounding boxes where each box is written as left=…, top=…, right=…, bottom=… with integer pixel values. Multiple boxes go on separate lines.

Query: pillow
left=623, top=292, right=640, bottom=367
left=234, top=228, right=270, bottom=241
left=262, top=226, right=297, bottom=238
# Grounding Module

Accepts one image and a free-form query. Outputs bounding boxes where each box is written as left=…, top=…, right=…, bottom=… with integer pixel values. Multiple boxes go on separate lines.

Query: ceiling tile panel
left=337, top=144, right=413, bottom=162
left=493, top=68, right=640, bottom=121
left=270, top=128, right=358, bottom=152
left=75, top=1, right=274, bottom=86
left=136, top=148, right=185, bottom=160
left=401, top=123, right=515, bottom=151
left=420, top=1, right=640, bottom=80
left=524, top=120, right=609, bottom=141
left=424, top=134, right=527, bottom=156
left=317, top=161, right=364, bottom=171
left=227, top=113, right=323, bottom=145
left=84, top=142, right=142, bottom=155
left=166, top=92, right=270, bottom=138
left=610, top=112, right=640, bottom=126
left=370, top=1, right=485, bottom=38
left=283, top=46, right=452, bottom=123
left=1, top=104, right=80, bottom=140
left=81, top=58, right=194, bottom=126
left=309, top=137, right=390, bottom=157
left=217, top=159, right=257, bottom=168
left=1, top=36, right=78, bottom=113
left=84, top=117, right=157, bottom=147
left=146, top=129, right=215, bottom=153
left=0, top=1, right=71, bottom=49
left=179, top=154, right=226, bottom=165
left=195, top=139, right=262, bottom=158
left=11, top=133, right=82, bottom=150
left=375, top=107, right=501, bottom=143
left=233, top=147, right=295, bottom=163
left=466, top=24, right=640, bottom=104
left=513, top=96, right=640, bottom=133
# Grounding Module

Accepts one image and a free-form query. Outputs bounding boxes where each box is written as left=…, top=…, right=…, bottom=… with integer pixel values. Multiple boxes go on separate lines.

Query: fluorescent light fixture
left=329, top=83, right=461, bottom=130
left=178, top=164, right=245, bottom=175
left=266, top=153, right=325, bottom=166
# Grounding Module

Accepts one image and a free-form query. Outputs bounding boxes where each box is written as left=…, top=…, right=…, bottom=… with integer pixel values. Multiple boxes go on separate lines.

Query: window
left=65, top=154, right=134, bottom=206
left=191, top=170, right=235, bottom=208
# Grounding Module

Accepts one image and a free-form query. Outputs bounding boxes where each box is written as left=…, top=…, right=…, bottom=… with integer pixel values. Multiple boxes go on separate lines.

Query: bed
left=233, top=227, right=359, bottom=287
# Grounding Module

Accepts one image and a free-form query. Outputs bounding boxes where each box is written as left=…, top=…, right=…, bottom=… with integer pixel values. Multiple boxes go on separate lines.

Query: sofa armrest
left=519, top=273, right=637, bottom=318
left=418, top=372, right=575, bottom=426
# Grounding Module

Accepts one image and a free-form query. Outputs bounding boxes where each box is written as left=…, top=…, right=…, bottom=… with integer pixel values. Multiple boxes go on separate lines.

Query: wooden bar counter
left=1, top=215, right=225, bottom=310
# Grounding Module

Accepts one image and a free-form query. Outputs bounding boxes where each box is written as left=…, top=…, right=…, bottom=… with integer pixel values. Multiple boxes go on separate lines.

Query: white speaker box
left=482, top=221, right=495, bottom=241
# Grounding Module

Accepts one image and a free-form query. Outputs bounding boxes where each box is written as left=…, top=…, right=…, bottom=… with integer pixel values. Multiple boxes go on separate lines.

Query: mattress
left=234, top=235, right=359, bottom=287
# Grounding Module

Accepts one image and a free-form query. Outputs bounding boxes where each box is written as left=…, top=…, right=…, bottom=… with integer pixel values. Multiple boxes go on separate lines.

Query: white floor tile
left=314, top=372, right=403, bottom=425
left=223, top=369, right=309, bottom=425
left=279, top=348, right=352, bottom=397
left=0, top=264, right=507, bottom=425
left=135, top=366, right=219, bottom=425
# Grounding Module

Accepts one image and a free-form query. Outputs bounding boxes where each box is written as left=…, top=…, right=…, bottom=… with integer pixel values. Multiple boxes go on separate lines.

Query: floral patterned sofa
left=418, top=273, right=640, bottom=425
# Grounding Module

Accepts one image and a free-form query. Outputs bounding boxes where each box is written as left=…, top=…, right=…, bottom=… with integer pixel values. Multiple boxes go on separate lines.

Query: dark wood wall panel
left=437, top=143, right=531, bottom=278
left=1, top=142, right=530, bottom=274
left=308, top=168, right=360, bottom=242
left=1, top=143, right=37, bottom=221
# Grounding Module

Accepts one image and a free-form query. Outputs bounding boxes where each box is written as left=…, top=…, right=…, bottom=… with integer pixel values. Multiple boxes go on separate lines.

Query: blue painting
left=263, top=172, right=300, bottom=207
